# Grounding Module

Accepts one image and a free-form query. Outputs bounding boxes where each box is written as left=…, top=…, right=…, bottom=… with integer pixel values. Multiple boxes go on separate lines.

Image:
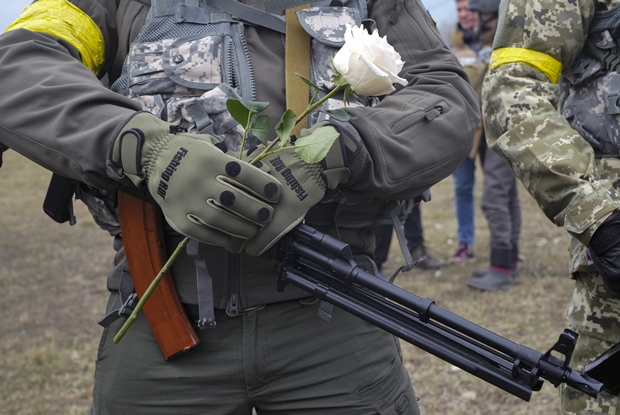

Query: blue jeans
left=452, top=157, right=476, bottom=246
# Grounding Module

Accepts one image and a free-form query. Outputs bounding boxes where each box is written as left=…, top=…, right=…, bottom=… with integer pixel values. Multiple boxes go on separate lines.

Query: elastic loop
left=489, top=47, right=562, bottom=84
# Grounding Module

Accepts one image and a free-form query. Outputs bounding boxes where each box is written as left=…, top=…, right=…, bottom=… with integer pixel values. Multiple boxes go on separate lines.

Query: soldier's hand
left=110, top=113, right=283, bottom=251
left=241, top=144, right=327, bottom=256
left=588, top=211, right=620, bottom=296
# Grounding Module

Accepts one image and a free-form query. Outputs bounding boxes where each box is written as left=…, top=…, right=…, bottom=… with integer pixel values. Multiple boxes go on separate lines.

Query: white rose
left=333, top=25, right=407, bottom=96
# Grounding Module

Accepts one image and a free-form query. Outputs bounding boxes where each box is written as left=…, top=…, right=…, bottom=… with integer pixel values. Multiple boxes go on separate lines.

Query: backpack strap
left=285, top=5, right=312, bottom=137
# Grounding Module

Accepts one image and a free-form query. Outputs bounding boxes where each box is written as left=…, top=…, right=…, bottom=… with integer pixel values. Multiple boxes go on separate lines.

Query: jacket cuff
left=564, top=181, right=620, bottom=245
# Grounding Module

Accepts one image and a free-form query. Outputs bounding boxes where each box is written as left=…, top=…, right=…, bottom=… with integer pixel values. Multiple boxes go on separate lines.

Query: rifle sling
left=285, top=4, right=311, bottom=138
left=117, top=191, right=200, bottom=359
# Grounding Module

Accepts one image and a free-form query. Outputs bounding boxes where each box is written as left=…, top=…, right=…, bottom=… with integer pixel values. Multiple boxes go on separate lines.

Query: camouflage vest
left=110, top=0, right=370, bottom=152
left=109, top=0, right=411, bottom=233
left=560, top=3, right=620, bottom=158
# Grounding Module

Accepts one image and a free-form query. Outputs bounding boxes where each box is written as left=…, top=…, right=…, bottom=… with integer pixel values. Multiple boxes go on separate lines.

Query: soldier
left=0, top=0, right=479, bottom=413
left=483, top=0, right=620, bottom=413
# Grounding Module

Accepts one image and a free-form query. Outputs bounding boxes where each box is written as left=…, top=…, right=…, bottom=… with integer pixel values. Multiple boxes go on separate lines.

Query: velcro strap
left=114, top=128, right=146, bottom=183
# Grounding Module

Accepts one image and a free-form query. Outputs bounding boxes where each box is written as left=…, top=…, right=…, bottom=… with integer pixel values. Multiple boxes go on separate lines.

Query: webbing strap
left=207, top=0, right=286, bottom=33
left=187, top=240, right=217, bottom=329
left=387, top=203, right=414, bottom=283
left=285, top=5, right=312, bottom=138
left=186, top=100, right=217, bottom=136
left=265, top=0, right=329, bottom=12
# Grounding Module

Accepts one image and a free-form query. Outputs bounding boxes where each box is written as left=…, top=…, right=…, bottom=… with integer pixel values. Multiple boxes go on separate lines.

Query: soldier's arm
left=339, top=0, right=480, bottom=201
left=0, top=0, right=141, bottom=190
left=483, top=0, right=620, bottom=245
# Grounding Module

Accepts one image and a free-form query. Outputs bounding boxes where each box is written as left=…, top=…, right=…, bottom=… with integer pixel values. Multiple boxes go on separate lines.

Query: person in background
left=462, top=0, right=523, bottom=292
left=374, top=203, right=447, bottom=276
left=483, top=0, right=620, bottom=412
left=448, top=0, right=484, bottom=264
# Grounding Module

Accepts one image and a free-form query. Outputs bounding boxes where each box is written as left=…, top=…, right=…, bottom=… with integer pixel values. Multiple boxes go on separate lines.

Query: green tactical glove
left=110, top=112, right=284, bottom=250
left=238, top=120, right=368, bottom=256
left=241, top=144, right=328, bottom=256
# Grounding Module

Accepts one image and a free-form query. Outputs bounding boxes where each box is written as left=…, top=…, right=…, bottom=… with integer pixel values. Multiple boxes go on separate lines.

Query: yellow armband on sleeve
left=489, top=47, right=562, bottom=84
left=5, top=0, right=105, bottom=75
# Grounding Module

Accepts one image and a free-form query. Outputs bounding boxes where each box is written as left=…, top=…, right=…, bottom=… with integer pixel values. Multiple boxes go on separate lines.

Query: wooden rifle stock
left=117, top=191, right=199, bottom=359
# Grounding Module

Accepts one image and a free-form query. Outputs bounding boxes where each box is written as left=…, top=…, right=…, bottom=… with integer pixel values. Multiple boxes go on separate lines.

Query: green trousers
left=560, top=272, right=620, bottom=415
left=89, top=292, right=420, bottom=415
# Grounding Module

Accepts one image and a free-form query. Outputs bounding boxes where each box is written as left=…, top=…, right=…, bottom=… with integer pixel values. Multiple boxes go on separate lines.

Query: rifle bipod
left=273, top=224, right=606, bottom=402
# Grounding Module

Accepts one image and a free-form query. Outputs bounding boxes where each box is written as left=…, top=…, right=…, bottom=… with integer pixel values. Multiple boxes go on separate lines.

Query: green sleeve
left=483, top=0, right=620, bottom=245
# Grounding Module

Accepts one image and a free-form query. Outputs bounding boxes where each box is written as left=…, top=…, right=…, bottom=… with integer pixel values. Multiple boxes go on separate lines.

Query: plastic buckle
left=118, top=293, right=139, bottom=318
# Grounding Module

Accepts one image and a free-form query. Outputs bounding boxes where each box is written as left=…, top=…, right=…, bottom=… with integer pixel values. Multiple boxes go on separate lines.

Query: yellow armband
left=489, top=47, right=562, bottom=84
left=5, top=0, right=105, bottom=75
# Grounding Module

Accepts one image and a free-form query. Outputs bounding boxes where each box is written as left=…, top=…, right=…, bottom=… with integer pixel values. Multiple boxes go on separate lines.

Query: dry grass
left=0, top=152, right=574, bottom=414
left=383, top=159, right=572, bottom=415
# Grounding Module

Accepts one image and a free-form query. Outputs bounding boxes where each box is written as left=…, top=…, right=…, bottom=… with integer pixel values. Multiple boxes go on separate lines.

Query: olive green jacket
left=0, top=0, right=479, bottom=307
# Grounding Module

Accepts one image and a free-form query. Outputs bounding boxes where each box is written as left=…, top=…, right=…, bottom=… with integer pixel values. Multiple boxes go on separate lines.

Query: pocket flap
left=297, top=6, right=361, bottom=47
left=163, top=33, right=227, bottom=90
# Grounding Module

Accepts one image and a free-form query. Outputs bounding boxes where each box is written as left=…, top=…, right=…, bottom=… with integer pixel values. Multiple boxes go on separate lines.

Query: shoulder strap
left=206, top=0, right=286, bottom=33
left=285, top=5, right=312, bottom=137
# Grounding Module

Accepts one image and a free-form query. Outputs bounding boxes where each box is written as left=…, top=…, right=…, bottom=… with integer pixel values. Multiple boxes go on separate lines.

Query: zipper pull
left=226, top=293, right=240, bottom=317
left=425, top=106, right=443, bottom=121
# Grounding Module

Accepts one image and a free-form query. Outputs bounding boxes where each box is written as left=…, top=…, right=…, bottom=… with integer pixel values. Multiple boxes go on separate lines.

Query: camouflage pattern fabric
left=561, top=272, right=620, bottom=414
left=297, top=6, right=361, bottom=90
left=483, top=0, right=620, bottom=413
left=560, top=30, right=620, bottom=158
left=165, top=86, right=247, bottom=151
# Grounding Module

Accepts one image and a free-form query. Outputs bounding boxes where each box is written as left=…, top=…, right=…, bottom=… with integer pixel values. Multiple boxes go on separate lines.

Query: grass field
left=0, top=150, right=575, bottom=415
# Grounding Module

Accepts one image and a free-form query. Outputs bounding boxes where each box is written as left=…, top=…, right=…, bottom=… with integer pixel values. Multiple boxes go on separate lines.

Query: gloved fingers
left=163, top=214, right=232, bottom=247
left=215, top=176, right=276, bottom=224
left=192, top=201, right=264, bottom=239
left=244, top=214, right=306, bottom=256
left=225, top=159, right=282, bottom=203
left=163, top=214, right=249, bottom=253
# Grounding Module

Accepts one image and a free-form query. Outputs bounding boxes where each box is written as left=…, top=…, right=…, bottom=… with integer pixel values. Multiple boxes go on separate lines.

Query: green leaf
left=294, top=72, right=320, bottom=91
left=275, top=109, right=297, bottom=148
left=239, top=99, right=269, bottom=113
left=295, top=125, right=340, bottom=163
left=324, top=109, right=350, bottom=122
left=249, top=114, right=271, bottom=146
left=226, top=99, right=253, bottom=127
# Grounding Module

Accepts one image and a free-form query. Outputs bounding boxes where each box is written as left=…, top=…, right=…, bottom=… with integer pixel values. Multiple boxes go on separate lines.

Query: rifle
left=272, top=224, right=617, bottom=402
left=42, top=173, right=200, bottom=359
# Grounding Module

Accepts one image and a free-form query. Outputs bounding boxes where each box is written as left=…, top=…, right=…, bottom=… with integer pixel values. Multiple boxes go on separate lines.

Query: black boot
left=411, top=244, right=446, bottom=270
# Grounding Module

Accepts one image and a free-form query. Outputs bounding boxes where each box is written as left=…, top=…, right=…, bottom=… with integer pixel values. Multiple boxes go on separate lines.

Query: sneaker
left=467, top=268, right=514, bottom=291
left=449, top=243, right=474, bottom=264
left=411, top=244, right=446, bottom=270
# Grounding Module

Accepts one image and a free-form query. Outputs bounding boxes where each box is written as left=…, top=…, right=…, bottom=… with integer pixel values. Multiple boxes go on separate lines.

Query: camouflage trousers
left=560, top=271, right=620, bottom=415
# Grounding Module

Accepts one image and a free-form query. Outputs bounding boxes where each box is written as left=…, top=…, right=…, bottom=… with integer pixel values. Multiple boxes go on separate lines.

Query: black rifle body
left=275, top=225, right=604, bottom=402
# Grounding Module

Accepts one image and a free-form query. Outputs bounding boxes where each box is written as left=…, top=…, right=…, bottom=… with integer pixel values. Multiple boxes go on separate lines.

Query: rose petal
left=374, top=62, right=408, bottom=86
left=343, top=53, right=395, bottom=96
left=332, top=24, right=407, bottom=95
left=333, top=44, right=351, bottom=75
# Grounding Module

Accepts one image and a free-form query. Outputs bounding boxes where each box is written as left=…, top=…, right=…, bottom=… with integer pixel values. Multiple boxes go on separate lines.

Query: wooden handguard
left=117, top=191, right=200, bottom=359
